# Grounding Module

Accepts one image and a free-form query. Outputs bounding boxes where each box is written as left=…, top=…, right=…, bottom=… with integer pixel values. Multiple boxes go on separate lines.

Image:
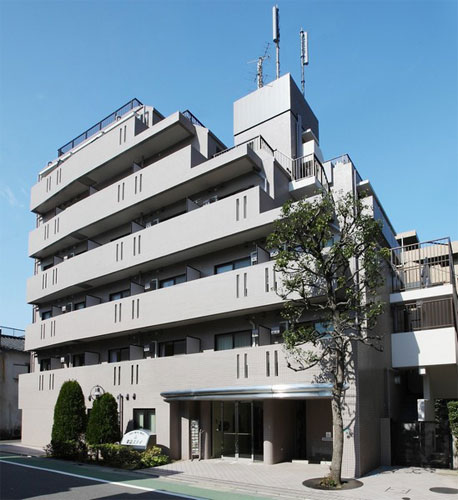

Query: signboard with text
left=121, top=429, right=151, bottom=450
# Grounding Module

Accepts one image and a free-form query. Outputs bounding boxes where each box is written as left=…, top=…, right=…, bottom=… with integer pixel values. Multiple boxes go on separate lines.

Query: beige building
left=20, top=75, right=458, bottom=476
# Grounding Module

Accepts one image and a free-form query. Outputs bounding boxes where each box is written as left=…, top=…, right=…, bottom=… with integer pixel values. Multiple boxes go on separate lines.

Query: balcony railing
left=57, top=98, right=143, bottom=157
left=393, top=297, right=455, bottom=333
left=0, top=325, right=25, bottom=338
left=181, top=109, right=205, bottom=128
left=274, top=151, right=329, bottom=191
left=213, top=135, right=274, bottom=158
left=391, top=238, right=455, bottom=292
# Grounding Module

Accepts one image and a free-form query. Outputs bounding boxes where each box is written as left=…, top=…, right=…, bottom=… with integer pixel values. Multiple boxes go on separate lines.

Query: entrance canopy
left=161, top=383, right=333, bottom=401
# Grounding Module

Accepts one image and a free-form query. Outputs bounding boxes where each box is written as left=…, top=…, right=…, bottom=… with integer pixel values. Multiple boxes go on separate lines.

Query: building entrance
left=212, top=401, right=263, bottom=460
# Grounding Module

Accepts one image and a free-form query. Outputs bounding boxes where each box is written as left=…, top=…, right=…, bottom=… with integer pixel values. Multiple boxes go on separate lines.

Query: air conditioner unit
left=62, top=303, right=72, bottom=313
left=271, top=326, right=281, bottom=335
left=250, top=251, right=258, bottom=265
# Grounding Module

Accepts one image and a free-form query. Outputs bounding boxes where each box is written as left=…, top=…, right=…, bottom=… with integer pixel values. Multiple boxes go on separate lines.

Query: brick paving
left=142, top=459, right=458, bottom=500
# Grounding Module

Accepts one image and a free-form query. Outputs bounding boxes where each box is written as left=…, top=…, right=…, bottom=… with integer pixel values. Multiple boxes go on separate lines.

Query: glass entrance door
left=212, top=401, right=263, bottom=460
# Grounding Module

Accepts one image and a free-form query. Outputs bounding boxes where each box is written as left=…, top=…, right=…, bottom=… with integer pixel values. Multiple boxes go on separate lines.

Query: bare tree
left=267, top=191, right=389, bottom=486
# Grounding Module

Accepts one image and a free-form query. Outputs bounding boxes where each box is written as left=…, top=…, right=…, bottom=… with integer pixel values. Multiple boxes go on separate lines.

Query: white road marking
left=0, top=458, right=204, bottom=499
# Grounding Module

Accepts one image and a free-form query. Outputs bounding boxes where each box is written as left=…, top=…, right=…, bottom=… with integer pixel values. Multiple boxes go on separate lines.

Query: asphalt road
left=0, top=460, right=193, bottom=500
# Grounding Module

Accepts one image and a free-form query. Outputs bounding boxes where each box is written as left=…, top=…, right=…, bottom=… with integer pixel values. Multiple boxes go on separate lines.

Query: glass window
left=41, top=310, right=52, bottom=320
left=133, top=409, right=156, bottom=433
left=40, top=358, right=51, bottom=371
left=74, top=301, right=86, bottom=310
left=109, top=290, right=130, bottom=301
left=73, top=353, right=85, bottom=367
left=234, top=330, right=251, bottom=348
left=215, top=257, right=251, bottom=275
left=108, top=347, right=129, bottom=363
left=215, top=330, right=252, bottom=351
left=160, top=274, right=186, bottom=288
left=215, top=334, right=233, bottom=351
left=159, top=339, right=186, bottom=357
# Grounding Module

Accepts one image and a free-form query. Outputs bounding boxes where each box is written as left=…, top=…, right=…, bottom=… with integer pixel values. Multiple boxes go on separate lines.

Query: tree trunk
left=329, top=348, right=345, bottom=486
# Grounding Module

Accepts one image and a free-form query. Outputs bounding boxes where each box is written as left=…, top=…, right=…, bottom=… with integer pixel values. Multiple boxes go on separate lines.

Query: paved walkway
left=141, top=458, right=458, bottom=500
left=2, top=441, right=457, bottom=500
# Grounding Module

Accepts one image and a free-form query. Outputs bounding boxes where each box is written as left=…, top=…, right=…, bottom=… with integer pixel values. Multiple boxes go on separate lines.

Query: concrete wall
left=0, top=350, right=29, bottom=438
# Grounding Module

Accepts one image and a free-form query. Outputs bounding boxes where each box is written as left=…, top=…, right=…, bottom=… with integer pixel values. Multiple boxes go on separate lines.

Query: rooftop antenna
left=300, top=29, right=309, bottom=95
left=273, top=5, right=280, bottom=79
left=248, top=43, right=270, bottom=89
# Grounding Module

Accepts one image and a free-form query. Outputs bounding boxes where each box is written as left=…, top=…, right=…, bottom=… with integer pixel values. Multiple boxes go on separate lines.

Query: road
left=0, top=460, right=195, bottom=500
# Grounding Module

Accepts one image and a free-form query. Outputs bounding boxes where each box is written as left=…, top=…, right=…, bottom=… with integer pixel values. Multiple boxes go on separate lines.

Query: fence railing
left=57, top=98, right=143, bottom=157
left=274, top=151, right=329, bottom=191
left=213, top=135, right=274, bottom=158
left=0, top=326, right=25, bottom=337
left=393, top=297, right=455, bottom=333
left=181, top=109, right=205, bottom=128
left=391, top=238, right=454, bottom=292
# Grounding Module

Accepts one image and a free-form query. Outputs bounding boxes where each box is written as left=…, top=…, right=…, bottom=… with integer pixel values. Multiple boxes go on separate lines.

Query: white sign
left=121, top=429, right=151, bottom=450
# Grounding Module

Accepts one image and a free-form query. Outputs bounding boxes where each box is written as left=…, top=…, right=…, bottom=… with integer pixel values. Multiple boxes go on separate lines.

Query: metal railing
left=213, top=135, right=274, bottom=158
left=391, top=238, right=454, bottom=292
left=393, top=297, right=455, bottom=333
left=0, top=325, right=25, bottom=337
left=181, top=109, right=205, bottom=128
left=57, top=98, right=143, bottom=157
left=274, top=151, right=329, bottom=191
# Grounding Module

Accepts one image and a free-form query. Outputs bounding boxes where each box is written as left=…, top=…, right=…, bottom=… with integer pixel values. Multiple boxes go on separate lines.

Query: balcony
left=273, top=151, right=329, bottom=199
left=391, top=297, right=458, bottom=368
left=390, top=238, right=457, bottom=304
left=29, top=141, right=264, bottom=259
left=27, top=186, right=279, bottom=304
left=30, top=109, right=197, bottom=214
left=25, top=260, right=283, bottom=351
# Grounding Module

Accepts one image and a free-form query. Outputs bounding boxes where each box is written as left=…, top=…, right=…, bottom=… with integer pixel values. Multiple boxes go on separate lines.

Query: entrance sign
left=121, top=429, right=151, bottom=450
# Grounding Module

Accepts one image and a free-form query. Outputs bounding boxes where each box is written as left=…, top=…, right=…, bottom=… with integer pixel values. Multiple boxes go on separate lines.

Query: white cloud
left=0, top=184, right=25, bottom=209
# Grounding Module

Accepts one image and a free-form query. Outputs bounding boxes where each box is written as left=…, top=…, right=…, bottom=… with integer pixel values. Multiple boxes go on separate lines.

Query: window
left=215, top=330, right=251, bottom=351
left=159, top=274, right=186, bottom=288
left=109, top=289, right=130, bottom=301
left=133, top=409, right=156, bottom=433
left=214, top=257, right=251, bottom=275
left=108, top=348, right=129, bottom=363
left=74, top=301, right=86, bottom=310
left=41, top=310, right=52, bottom=320
left=40, top=358, right=51, bottom=371
left=159, top=339, right=186, bottom=357
left=72, top=353, right=85, bottom=367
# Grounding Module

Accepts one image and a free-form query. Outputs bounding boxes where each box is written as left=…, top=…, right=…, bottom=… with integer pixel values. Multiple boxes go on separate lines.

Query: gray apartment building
left=20, top=74, right=458, bottom=477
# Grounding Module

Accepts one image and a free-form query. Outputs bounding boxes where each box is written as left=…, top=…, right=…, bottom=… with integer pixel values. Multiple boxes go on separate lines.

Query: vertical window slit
left=136, top=364, right=139, bottom=384
left=244, top=353, right=248, bottom=378
left=131, top=365, right=134, bottom=384
left=265, top=267, right=269, bottom=292
left=274, top=350, right=279, bottom=376
left=266, top=351, right=270, bottom=377
left=236, top=354, right=240, bottom=379
left=236, top=198, right=240, bottom=221
left=243, top=195, right=247, bottom=218
left=236, top=274, right=240, bottom=298
left=244, top=273, right=248, bottom=296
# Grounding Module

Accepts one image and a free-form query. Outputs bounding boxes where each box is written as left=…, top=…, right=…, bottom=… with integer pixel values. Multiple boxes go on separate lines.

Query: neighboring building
left=20, top=75, right=458, bottom=476
left=0, top=326, right=29, bottom=439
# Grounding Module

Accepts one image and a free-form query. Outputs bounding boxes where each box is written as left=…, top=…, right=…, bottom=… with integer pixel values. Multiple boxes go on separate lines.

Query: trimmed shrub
left=448, top=400, right=458, bottom=439
left=93, top=443, right=143, bottom=469
left=86, top=393, right=120, bottom=445
left=44, top=440, right=87, bottom=461
left=140, top=446, right=170, bottom=467
left=51, top=380, right=87, bottom=443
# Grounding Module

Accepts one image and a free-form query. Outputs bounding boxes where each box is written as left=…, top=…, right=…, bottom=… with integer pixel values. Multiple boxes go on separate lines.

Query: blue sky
left=0, top=0, right=457, bottom=330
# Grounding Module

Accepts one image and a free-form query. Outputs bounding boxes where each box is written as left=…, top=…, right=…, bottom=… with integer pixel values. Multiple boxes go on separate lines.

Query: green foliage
left=267, top=191, right=389, bottom=372
left=92, top=443, right=143, bottom=469
left=140, top=446, right=170, bottom=467
left=51, top=380, right=87, bottom=445
left=44, top=439, right=87, bottom=461
left=447, top=400, right=458, bottom=439
left=86, top=393, right=120, bottom=445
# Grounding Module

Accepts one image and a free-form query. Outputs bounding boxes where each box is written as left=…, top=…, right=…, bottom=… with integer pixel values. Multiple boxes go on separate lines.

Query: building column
left=168, top=401, right=181, bottom=460
left=200, top=401, right=212, bottom=459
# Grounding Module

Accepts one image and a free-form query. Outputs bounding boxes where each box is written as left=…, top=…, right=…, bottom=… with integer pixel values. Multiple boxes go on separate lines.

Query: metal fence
left=58, top=98, right=143, bottom=157
left=391, top=238, right=454, bottom=292
left=393, top=297, right=455, bottom=333
left=213, top=135, right=274, bottom=158
left=181, top=109, right=205, bottom=128
left=0, top=325, right=25, bottom=337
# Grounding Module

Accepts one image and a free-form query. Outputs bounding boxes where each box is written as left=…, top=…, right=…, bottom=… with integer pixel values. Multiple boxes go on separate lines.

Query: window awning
left=161, top=383, right=335, bottom=401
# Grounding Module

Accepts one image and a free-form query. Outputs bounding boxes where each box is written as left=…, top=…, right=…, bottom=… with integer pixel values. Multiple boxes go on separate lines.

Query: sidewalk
left=139, top=458, right=458, bottom=500
left=2, top=441, right=457, bottom=500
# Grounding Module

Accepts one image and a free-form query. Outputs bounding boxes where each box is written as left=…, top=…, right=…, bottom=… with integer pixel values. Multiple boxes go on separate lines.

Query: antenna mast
left=300, top=29, right=309, bottom=95
left=273, top=5, right=280, bottom=79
